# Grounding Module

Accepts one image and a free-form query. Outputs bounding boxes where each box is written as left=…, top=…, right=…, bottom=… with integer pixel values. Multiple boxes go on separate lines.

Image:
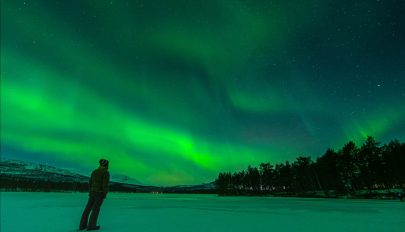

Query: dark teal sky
left=1, top=0, right=405, bottom=185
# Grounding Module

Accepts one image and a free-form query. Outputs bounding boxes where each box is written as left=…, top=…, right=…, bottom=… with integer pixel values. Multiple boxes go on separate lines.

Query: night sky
left=1, top=0, right=405, bottom=185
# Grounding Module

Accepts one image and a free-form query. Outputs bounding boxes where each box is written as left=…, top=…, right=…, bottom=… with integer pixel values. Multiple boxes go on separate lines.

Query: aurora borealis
left=1, top=0, right=404, bottom=185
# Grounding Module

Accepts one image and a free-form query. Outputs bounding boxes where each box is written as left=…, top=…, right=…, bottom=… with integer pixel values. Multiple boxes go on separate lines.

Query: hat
left=99, top=159, right=109, bottom=167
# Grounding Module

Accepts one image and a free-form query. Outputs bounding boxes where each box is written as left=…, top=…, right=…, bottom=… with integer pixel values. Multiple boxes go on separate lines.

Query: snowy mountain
left=163, top=182, right=216, bottom=193
left=110, top=174, right=141, bottom=185
left=0, top=159, right=89, bottom=183
left=0, top=159, right=140, bottom=185
left=0, top=159, right=215, bottom=193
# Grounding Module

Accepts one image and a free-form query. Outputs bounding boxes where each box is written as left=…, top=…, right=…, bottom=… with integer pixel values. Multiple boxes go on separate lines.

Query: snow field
left=1, top=192, right=404, bottom=232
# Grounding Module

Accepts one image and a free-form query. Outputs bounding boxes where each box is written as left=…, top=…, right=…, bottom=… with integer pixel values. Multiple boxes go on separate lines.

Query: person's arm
left=88, top=171, right=94, bottom=192
left=102, top=171, right=110, bottom=197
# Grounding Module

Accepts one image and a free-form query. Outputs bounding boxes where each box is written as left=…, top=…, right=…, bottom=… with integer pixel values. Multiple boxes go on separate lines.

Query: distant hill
left=0, top=159, right=216, bottom=193
left=0, top=159, right=89, bottom=183
left=111, top=174, right=141, bottom=185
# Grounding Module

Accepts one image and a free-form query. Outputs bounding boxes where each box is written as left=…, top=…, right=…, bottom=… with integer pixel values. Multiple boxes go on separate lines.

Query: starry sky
left=1, top=0, right=405, bottom=186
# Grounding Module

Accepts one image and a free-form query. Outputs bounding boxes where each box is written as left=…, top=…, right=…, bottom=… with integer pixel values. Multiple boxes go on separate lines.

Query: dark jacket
left=89, top=167, right=110, bottom=194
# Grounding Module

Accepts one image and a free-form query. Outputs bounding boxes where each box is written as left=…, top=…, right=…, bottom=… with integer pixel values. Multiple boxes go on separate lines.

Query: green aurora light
left=1, top=0, right=404, bottom=185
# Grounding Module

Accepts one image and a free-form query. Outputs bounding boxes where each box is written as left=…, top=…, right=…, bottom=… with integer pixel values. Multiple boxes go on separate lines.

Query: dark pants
left=80, top=192, right=105, bottom=229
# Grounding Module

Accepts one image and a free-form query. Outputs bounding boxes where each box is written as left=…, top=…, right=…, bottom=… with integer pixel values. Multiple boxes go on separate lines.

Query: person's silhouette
left=79, top=159, right=110, bottom=231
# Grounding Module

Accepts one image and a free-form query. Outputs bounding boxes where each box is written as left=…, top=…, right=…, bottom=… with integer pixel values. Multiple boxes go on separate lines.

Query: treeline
left=0, top=176, right=139, bottom=193
left=216, top=137, right=405, bottom=198
left=0, top=176, right=216, bottom=193
left=0, top=176, right=89, bottom=192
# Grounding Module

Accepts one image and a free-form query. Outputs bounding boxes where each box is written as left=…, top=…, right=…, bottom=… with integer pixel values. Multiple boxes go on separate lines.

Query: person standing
left=79, top=159, right=110, bottom=231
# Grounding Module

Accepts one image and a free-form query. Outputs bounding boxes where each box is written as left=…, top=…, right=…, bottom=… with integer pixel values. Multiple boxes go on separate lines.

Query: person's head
left=99, top=159, right=109, bottom=169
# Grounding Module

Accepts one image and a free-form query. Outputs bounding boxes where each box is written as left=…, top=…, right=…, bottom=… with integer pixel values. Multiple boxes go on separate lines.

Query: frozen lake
left=1, top=192, right=404, bottom=232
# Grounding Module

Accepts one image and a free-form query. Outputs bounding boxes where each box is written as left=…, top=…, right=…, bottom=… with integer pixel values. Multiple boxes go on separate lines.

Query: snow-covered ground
left=1, top=192, right=404, bottom=232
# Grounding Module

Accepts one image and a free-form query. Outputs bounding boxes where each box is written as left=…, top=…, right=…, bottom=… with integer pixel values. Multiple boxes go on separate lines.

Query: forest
left=0, top=176, right=139, bottom=193
left=215, top=136, right=405, bottom=198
